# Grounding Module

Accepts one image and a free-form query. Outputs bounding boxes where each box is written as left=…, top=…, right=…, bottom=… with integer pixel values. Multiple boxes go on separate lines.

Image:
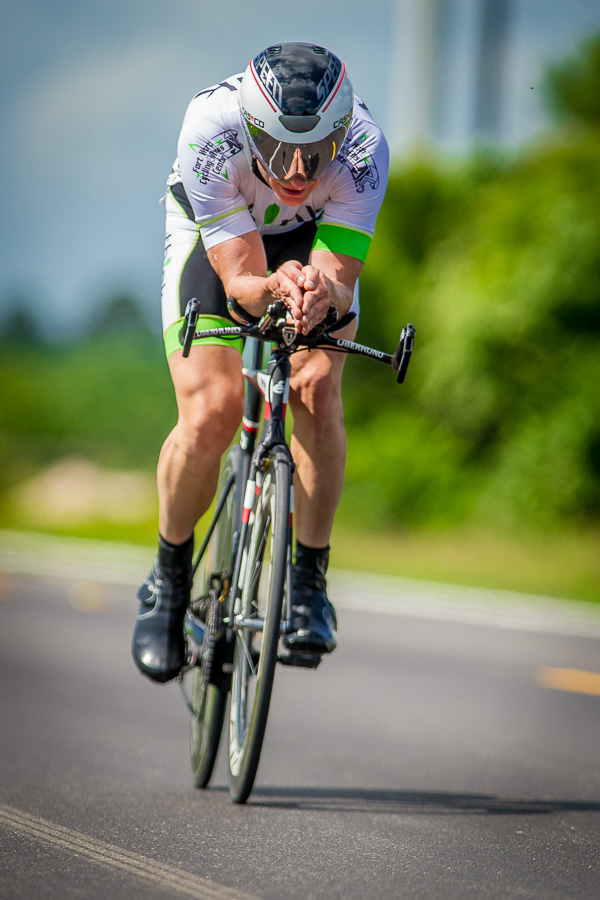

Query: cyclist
left=132, top=41, right=389, bottom=683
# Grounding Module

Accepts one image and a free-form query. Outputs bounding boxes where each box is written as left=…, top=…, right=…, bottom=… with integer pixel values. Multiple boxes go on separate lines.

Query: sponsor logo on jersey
left=337, top=137, right=380, bottom=193
left=253, top=52, right=283, bottom=108
left=278, top=205, right=324, bottom=229
left=247, top=202, right=324, bottom=230
left=189, top=129, right=243, bottom=184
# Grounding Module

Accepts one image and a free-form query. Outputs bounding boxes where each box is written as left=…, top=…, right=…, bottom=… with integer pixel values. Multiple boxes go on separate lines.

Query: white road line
left=0, top=803, right=258, bottom=900
left=1, top=529, right=600, bottom=638
left=329, top=570, right=600, bottom=639
left=0, top=530, right=150, bottom=586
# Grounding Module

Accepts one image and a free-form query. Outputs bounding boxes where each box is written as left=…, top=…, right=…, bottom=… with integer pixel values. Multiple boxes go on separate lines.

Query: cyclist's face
left=256, top=154, right=320, bottom=207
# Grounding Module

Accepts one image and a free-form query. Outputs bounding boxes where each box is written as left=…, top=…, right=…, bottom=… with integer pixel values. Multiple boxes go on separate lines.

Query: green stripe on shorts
left=164, top=315, right=244, bottom=358
left=312, top=222, right=372, bottom=262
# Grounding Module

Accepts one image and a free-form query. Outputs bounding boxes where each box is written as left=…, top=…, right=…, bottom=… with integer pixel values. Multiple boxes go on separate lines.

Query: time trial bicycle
left=177, top=296, right=415, bottom=804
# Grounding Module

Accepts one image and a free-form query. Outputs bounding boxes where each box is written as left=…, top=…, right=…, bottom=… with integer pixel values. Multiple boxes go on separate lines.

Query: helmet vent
left=278, top=114, right=322, bottom=134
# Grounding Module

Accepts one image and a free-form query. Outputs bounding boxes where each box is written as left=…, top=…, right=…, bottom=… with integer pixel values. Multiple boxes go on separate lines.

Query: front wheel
left=228, top=446, right=291, bottom=803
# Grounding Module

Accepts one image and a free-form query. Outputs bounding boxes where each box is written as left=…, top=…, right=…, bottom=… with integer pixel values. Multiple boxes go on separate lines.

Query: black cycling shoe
left=132, top=534, right=193, bottom=683
left=283, top=545, right=337, bottom=655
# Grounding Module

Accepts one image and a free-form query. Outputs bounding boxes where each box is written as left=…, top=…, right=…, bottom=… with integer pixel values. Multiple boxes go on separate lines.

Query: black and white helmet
left=240, top=42, right=354, bottom=182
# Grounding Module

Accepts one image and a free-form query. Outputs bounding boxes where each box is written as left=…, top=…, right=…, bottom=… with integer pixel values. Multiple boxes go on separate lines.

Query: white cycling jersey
left=166, top=73, right=389, bottom=263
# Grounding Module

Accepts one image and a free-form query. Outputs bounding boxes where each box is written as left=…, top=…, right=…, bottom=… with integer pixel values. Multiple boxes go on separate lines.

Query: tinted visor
left=247, top=123, right=348, bottom=181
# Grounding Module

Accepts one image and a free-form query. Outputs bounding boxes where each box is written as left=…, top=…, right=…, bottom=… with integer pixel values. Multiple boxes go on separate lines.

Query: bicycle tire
left=228, top=445, right=291, bottom=803
left=189, top=445, right=242, bottom=788
left=190, top=669, right=227, bottom=787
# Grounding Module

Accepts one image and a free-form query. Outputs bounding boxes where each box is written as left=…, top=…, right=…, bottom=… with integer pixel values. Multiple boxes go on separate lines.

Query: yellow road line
left=535, top=666, right=600, bottom=696
left=0, top=803, right=258, bottom=900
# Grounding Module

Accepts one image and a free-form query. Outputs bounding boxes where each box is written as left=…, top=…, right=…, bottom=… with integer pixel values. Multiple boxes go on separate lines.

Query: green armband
left=312, top=223, right=372, bottom=262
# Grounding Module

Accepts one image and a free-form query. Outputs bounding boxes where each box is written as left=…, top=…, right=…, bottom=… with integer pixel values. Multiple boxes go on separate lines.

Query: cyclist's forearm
left=323, top=277, right=353, bottom=317
left=221, top=272, right=280, bottom=319
left=207, top=231, right=284, bottom=319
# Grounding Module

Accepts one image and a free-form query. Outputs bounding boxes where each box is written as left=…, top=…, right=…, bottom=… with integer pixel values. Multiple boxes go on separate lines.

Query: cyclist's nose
left=284, top=149, right=312, bottom=185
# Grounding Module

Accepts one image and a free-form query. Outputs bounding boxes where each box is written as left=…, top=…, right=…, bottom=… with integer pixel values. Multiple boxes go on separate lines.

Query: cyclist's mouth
left=274, top=180, right=315, bottom=205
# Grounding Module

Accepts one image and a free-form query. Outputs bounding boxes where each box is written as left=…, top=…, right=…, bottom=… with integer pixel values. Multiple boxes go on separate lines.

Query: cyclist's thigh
left=168, top=343, right=244, bottom=435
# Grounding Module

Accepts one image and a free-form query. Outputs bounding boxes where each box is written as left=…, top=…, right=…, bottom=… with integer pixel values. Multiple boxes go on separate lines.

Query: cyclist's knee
left=290, top=364, right=343, bottom=431
left=178, top=376, right=243, bottom=458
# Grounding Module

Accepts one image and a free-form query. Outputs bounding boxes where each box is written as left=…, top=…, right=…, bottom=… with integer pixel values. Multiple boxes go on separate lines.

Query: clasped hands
left=272, top=261, right=331, bottom=335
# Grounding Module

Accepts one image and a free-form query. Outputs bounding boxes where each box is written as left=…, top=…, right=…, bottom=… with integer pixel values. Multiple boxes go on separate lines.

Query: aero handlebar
left=180, top=297, right=416, bottom=384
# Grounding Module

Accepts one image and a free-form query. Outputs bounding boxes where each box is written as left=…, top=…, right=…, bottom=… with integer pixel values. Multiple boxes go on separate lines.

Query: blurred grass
left=331, top=526, right=600, bottom=605
left=2, top=507, right=597, bottom=605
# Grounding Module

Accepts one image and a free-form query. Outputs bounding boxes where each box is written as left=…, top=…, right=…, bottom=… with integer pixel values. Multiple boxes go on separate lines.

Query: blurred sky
left=2, top=0, right=600, bottom=334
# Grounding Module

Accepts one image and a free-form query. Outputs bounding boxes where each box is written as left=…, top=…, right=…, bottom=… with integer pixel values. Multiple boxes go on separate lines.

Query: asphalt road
left=1, top=564, right=599, bottom=900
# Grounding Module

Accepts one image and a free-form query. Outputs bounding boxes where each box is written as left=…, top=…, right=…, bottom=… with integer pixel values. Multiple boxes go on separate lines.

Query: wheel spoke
left=237, top=632, right=258, bottom=681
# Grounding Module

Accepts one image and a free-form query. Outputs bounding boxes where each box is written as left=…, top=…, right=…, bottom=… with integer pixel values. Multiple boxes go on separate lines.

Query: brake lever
left=181, top=298, right=201, bottom=358
left=391, top=323, right=416, bottom=383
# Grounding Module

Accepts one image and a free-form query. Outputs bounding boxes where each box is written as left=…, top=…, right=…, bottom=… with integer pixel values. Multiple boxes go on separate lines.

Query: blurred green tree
left=90, top=291, right=151, bottom=336
left=340, top=33, right=600, bottom=532
left=0, top=295, right=44, bottom=346
left=544, top=33, right=600, bottom=126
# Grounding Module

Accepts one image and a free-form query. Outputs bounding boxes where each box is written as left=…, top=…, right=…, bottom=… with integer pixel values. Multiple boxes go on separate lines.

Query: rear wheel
left=189, top=592, right=229, bottom=787
left=228, top=446, right=291, bottom=803
left=189, top=446, right=242, bottom=788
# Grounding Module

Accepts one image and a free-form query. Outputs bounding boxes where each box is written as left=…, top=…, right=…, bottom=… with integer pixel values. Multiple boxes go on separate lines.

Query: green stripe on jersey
left=199, top=205, right=249, bottom=228
left=312, top=223, right=372, bottom=262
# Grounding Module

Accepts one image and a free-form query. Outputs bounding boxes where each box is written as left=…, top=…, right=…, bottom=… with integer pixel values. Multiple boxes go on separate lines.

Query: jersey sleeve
left=313, top=120, right=389, bottom=262
left=176, top=99, right=258, bottom=250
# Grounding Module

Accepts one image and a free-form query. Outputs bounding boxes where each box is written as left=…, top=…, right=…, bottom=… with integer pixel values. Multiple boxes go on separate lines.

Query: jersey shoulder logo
left=337, top=135, right=380, bottom=193
left=188, top=129, right=244, bottom=184
left=211, top=129, right=244, bottom=158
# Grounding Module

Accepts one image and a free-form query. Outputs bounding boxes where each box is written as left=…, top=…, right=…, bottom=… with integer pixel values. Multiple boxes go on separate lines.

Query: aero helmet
left=240, top=42, right=354, bottom=182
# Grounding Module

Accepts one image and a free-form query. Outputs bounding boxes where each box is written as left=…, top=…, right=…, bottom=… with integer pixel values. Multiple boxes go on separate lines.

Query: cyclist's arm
left=308, top=247, right=363, bottom=318
left=208, top=232, right=358, bottom=333
left=207, top=229, right=297, bottom=315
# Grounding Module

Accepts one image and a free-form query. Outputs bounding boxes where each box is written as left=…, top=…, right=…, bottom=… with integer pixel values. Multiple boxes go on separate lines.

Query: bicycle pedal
left=278, top=650, right=322, bottom=669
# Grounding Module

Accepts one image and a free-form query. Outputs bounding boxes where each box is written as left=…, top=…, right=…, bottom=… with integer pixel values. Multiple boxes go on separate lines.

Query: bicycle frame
left=185, top=297, right=415, bottom=630
left=186, top=337, right=297, bottom=652
left=227, top=343, right=295, bottom=636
